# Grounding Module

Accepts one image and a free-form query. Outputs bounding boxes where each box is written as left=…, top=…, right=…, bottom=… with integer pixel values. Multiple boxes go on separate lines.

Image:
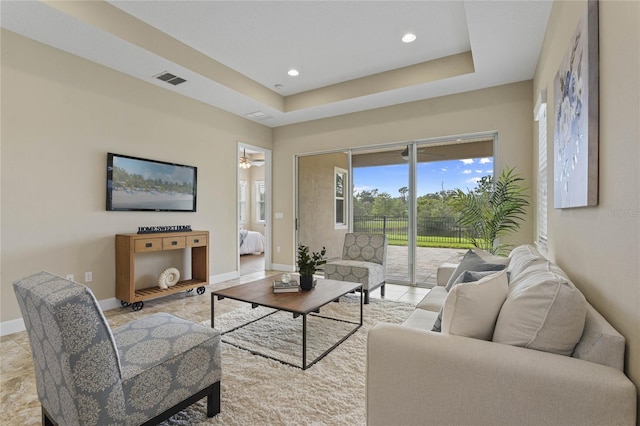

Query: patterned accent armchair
left=13, top=271, right=221, bottom=425
left=324, top=233, right=387, bottom=304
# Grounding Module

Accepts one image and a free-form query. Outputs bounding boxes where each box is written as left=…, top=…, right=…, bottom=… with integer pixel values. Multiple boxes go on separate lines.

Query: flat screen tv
left=106, top=153, right=197, bottom=212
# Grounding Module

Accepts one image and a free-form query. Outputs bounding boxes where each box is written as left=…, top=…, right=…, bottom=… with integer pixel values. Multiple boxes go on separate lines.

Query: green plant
left=448, top=166, right=529, bottom=255
left=297, top=244, right=327, bottom=277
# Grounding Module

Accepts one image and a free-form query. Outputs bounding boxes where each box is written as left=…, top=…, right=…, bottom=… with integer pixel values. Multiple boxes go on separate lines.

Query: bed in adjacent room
left=239, top=229, right=265, bottom=255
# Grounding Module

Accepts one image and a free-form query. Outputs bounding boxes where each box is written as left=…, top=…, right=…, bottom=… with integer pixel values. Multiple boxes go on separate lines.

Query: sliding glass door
left=352, top=146, right=411, bottom=283
left=296, top=134, right=495, bottom=287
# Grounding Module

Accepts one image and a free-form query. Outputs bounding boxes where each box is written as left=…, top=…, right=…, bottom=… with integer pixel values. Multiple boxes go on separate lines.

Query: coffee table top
left=212, top=277, right=362, bottom=315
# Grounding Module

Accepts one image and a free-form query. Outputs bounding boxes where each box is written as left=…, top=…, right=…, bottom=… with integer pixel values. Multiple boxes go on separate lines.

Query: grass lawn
left=386, top=237, right=475, bottom=250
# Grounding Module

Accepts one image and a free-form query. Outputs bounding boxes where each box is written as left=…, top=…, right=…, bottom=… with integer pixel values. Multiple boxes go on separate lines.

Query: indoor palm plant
left=297, top=244, right=327, bottom=291
left=449, top=166, right=529, bottom=255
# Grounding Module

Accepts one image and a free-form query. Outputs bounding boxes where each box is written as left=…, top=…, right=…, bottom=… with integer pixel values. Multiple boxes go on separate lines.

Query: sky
left=114, top=155, right=195, bottom=184
left=353, top=157, right=493, bottom=197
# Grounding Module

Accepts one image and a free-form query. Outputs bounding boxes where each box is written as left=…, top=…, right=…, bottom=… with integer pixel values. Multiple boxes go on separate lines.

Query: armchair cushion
left=113, top=313, right=221, bottom=421
left=323, top=260, right=384, bottom=288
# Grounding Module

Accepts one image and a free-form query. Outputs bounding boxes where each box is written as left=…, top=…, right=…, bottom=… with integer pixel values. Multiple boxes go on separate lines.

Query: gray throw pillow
left=432, top=270, right=501, bottom=332
left=445, top=250, right=507, bottom=291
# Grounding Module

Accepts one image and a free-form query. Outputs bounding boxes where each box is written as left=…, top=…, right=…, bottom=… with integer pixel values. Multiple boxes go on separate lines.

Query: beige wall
left=0, top=30, right=271, bottom=322
left=272, top=81, right=534, bottom=267
left=533, top=0, right=640, bottom=407
left=298, top=152, right=349, bottom=259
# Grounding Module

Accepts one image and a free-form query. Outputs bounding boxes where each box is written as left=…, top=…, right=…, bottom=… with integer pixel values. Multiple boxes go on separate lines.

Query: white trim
left=270, top=263, right=296, bottom=272
left=334, top=167, right=348, bottom=229
left=2, top=296, right=124, bottom=337
left=209, top=271, right=238, bottom=284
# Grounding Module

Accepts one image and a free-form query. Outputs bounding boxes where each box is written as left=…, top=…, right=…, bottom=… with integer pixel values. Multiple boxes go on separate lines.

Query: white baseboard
left=271, top=263, right=295, bottom=272
left=1, top=297, right=123, bottom=337
left=210, top=271, right=238, bottom=284
left=1, top=270, right=274, bottom=337
left=0, top=318, right=25, bottom=337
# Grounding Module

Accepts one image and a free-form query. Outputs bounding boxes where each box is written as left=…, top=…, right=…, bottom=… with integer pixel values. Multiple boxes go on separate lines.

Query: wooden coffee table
left=211, top=277, right=363, bottom=370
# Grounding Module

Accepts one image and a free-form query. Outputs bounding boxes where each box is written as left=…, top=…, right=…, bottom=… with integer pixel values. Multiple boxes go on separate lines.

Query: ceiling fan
left=239, top=149, right=265, bottom=168
left=401, top=146, right=445, bottom=160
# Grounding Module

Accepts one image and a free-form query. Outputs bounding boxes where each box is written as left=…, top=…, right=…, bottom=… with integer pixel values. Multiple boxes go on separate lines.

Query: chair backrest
left=342, top=233, right=388, bottom=266
left=13, top=272, right=126, bottom=425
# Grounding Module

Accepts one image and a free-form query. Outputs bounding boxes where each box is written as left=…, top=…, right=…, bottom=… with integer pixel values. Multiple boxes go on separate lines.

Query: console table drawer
left=134, top=238, right=162, bottom=252
left=187, top=234, right=207, bottom=247
left=163, top=236, right=186, bottom=250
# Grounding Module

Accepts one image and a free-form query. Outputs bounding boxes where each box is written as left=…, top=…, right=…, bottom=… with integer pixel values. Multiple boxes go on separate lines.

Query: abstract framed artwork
left=553, top=0, right=599, bottom=208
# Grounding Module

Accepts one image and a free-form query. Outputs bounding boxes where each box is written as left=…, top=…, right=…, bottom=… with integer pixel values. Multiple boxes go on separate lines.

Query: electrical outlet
left=277, top=246, right=281, bottom=253
left=65, top=274, right=74, bottom=281
left=85, top=272, right=93, bottom=283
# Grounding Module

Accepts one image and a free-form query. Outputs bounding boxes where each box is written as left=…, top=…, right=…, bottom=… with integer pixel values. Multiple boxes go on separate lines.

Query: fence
left=353, top=216, right=469, bottom=244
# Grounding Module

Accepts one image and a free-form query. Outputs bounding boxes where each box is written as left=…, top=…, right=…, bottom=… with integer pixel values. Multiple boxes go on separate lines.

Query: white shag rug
left=161, top=295, right=415, bottom=425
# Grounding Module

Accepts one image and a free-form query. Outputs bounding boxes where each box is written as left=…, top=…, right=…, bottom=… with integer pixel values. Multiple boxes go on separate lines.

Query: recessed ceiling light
left=402, top=33, right=417, bottom=43
left=288, top=69, right=299, bottom=77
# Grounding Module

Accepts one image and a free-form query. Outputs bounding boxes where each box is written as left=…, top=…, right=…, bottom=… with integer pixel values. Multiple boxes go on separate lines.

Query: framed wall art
left=553, top=0, right=599, bottom=208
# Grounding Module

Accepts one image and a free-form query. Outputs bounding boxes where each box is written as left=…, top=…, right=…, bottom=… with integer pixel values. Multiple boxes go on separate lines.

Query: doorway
left=237, top=143, right=271, bottom=276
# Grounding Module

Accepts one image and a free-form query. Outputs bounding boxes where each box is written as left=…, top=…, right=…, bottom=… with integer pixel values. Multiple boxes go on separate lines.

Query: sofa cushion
left=493, top=262, right=587, bottom=356
left=445, top=250, right=506, bottom=291
left=416, top=286, right=448, bottom=313
left=472, top=248, right=512, bottom=266
left=507, top=244, right=546, bottom=278
left=441, top=270, right=508, bottom=340
left=401, top=308, right=439, bottom=331
left=572, top=303, right=625, bottom=371
left=431, top=271, right=499, bottom=332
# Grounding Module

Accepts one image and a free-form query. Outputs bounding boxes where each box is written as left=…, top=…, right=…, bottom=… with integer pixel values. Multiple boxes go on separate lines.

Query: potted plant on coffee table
left=297, top=244, right=327, bottom=291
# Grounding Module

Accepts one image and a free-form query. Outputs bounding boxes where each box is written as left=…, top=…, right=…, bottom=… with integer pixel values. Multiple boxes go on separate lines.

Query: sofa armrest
left=366, top=323, right=636, bottom=426
left=436, top=263, right=457, bottom=286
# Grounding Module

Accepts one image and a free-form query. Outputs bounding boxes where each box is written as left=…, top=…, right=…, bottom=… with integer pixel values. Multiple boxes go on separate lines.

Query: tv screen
left=106, top=153, right=197, bottom=212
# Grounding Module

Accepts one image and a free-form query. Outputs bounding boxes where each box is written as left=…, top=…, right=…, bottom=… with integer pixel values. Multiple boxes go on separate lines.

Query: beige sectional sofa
left=367, top=245, right=637, bottom=426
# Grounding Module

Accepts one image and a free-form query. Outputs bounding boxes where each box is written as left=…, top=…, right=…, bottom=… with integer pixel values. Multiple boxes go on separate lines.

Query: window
left=239, top=180, right=247, bottom=223
left=255, top=181, right=265, bottom=222
left=334, top=167, right=348, bottom=229
left=535, top=92, right=548, bottom=252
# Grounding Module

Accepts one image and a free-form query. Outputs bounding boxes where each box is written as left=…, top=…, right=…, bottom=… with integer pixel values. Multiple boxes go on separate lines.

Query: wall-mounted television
left=106, top=153, right=197, bottom=212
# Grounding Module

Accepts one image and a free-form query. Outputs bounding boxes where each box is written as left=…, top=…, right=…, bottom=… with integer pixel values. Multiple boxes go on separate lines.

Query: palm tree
left=449, top=166, right=529, bottom=255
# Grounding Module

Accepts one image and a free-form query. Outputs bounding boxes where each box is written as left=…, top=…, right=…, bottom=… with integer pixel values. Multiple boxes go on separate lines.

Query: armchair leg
left=207, top=381, right=221, bottom=417
left=364, top=290, right=370, bottom=304
left=381, top=282, right=386, bottom=297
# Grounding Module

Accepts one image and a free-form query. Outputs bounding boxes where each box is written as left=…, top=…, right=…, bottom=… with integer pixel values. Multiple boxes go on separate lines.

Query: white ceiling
left=1, top=0, right=553, bottom=128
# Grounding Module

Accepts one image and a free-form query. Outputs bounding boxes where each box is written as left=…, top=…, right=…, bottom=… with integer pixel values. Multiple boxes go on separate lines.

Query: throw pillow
left=472, top=248, right=511, bottom=266
left=431, top=270, right=499, bottom=332
left=441, top=269, right=509, bottom=340
left=445, top=250, right=506, bottom=291
left=492, top=266, right=587, bottom=356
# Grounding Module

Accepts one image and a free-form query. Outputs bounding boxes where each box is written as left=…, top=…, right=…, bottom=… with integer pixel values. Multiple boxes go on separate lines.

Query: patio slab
left=385, top=246, right=466, bottom=287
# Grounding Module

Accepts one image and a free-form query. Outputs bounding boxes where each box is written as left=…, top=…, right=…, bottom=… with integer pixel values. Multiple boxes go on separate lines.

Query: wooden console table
left=115, top=230, right=209, bottom=311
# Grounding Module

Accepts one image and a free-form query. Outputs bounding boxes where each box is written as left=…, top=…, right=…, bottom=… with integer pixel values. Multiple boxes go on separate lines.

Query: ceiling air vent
left=244, top=111, right=273, bottom=121
left=154, top=72, right=186, bottom=86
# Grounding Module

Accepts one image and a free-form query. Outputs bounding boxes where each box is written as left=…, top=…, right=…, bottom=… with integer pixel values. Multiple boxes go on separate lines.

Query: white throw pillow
left=493, top=266, right=586, bottom=356
left=441, top=269, right=509, bottom=340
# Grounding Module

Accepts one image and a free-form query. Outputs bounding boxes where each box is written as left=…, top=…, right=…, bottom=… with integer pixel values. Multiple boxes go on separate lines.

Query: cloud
left=475, top=169, right=483, bottom=173
left=466, top=177, right=482, bottom=184
left=440, top=168, right=447, bottom=172
left=462, top=169, right=472, bottom=174
left=460, top=159, right=474, bottom=165
left=479, top=157, right=493, bottom=164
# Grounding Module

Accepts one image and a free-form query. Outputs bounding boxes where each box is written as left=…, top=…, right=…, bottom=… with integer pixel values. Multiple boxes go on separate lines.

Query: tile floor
left=0, top=270, right=432, bottom=425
